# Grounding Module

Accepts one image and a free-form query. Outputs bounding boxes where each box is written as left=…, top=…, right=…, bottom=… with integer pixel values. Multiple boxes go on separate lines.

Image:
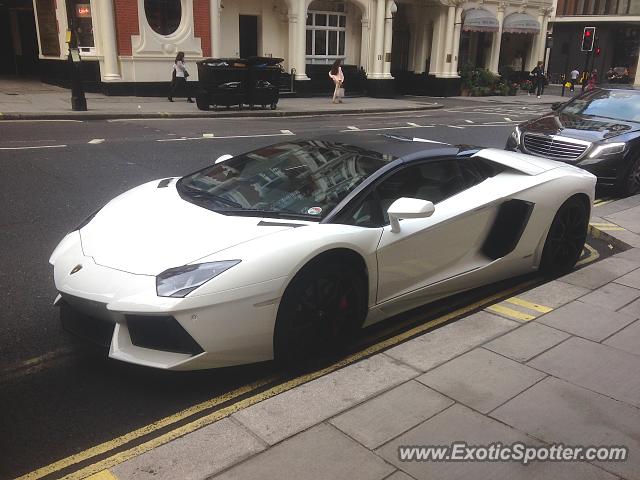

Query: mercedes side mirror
left=388, top=198, right=435, bottom=233
left=215, top=154, right=233, bottom=164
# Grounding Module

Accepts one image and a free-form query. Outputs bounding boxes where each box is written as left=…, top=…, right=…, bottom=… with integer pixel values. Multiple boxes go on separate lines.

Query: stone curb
left=0, top=103, right=443, bottom=121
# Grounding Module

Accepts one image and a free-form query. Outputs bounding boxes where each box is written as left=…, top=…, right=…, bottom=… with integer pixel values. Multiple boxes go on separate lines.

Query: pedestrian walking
left=587, top=69, right=598, bottom=91
left=570, top=68, right=579, bottom=92
left=168, top=52, right=194, bottom=103
left=529, top=61, right=545, bottom=98
left=329, top=59, right=344, bottom=104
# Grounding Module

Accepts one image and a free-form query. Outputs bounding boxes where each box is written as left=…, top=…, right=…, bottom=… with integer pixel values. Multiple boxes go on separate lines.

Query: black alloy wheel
left=540, top=196, right=589, bottom=275
left=619, top=156, right=640, bottom=197
left=274, top=262, right=366, bottom=366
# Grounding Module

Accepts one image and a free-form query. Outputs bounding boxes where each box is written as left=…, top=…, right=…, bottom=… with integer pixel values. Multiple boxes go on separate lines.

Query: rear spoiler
left=473, top=148, right=563, bottom=176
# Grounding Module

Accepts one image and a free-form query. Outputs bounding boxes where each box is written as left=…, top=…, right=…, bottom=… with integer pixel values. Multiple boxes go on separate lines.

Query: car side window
left=458, top=158, right=504, bottom=189
left=376, top=161, right=465, bottom=223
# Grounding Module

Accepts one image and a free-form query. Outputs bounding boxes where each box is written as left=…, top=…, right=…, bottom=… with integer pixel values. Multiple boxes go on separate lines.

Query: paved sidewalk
left=0, top=77, right=574, bottom=121
left=92, top=195, right=640, bottom=480
left=0, top=77, right=442, bottom=120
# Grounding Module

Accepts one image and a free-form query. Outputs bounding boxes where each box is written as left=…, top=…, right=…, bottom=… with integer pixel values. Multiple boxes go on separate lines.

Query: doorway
left=239, top=15, right=258, bottom=58
left=0, top=1, right=40, bottom=75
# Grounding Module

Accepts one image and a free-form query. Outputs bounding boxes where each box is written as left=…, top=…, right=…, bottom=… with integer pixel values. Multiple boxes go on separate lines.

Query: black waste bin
left=196, top=58, right=249, bottom=110
left=246, top=57, right=283, bottom=110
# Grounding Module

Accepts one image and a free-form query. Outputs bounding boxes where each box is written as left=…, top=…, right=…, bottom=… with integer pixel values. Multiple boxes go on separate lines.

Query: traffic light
left=581, top=27, right=596, bottom=51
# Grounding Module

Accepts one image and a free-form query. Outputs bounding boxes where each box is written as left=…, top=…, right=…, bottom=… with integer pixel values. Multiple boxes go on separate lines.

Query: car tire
left=539, top=196, right=589, bottom=276
left=273, top=261, right=366, bottom=367
left=617, top=156, right=640, bottom=197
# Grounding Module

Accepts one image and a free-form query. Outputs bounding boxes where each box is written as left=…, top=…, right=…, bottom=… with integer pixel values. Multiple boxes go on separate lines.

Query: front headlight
left=509, top=126, right=522, bottom=145
left=156, top=260, right=241, bottom=298
left=588, top=142, right=626, bottom=159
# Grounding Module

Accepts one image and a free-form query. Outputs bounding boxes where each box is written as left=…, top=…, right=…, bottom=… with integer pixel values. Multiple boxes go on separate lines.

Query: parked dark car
left=506, top=87, right=640, bottom=196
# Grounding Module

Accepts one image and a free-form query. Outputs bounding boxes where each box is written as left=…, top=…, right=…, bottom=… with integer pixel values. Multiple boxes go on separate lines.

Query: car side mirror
left=551, top=102, right=563, bottom=111
left=388, top=197, right=435, bottom=233
left=215, top=154, right=233, bottom=164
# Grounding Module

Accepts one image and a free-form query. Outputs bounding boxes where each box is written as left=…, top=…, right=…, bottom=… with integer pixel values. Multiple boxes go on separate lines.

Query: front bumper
left=51, top=231, right=285, bottom=370
left=505, top=137, right=626, bottom=187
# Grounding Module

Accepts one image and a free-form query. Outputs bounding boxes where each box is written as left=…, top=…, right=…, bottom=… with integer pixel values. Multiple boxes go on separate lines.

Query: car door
left=374, top=158, right=501, bottom=306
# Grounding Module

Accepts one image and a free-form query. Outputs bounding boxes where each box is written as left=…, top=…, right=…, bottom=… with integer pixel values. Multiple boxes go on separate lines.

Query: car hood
left=522, top=113, right=639, bottom=142
left=80, top=179, right=305, bottom=275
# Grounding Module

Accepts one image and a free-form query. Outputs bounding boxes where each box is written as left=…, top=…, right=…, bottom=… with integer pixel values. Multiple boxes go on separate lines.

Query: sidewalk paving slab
left=484, top=322, right=571, bottom=362
left=491, top=376, right=640, bottom=480
left=384, top=311, right=517, bottom=372
left=579, top=283, right=640, bottom=312
left=110, top=418, right=266, bottom=480
left=603, top=319, right=640, bottom=356
left=560, top=257, right=640, bottom=289
left=511, top=280, right=591, bottom=308
left=231, top=353, right=417, bottom=446
left=527, top=337, right=640, bottom=408
left=615, top=268, right=640, bottom=289
left=212, top=423, right=395, bottom=480
left=536, top=300, right=637, bottom=342
left=376, top=403, right=616, bottom=480
left=415, top=348, right=546, bottom=414
left=329, top=380, right=453, bottom=449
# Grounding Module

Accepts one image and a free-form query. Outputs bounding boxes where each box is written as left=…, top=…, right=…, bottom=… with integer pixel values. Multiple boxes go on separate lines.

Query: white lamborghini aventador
left=50, top=135, right=596, bottom=370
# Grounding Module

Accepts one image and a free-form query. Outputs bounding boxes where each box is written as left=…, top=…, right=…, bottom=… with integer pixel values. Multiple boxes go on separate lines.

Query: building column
left=450, top=4, right=462, bottom=76
left=441, top=4, right=456, bottom=77
left=527, top=10, right=546, bottom=70
left=210, top=0, right=221, bottom=58
left=382, top=0, right=396, bottom=77
left=360, top=17, right=370, bottom=72
left=99, top=0, right=120, bottom=80
left=538, top=11, right=550, bottom=66
left=488, top=5, right=505, bottom=74
left=429, top=7, right=446, bottom=76
left=295, top=0, right=309, bottom=80
left=287, top=13, right=298, bottom=73
left=371, top=0, right=386, bottom=78
left=634, top=52, right=640, bottom=86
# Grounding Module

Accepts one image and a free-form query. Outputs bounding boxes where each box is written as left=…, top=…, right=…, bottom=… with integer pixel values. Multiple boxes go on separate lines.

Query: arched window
left=144, top=0, right=182, bottom=36
left=306, top=6, right=347, bottom=65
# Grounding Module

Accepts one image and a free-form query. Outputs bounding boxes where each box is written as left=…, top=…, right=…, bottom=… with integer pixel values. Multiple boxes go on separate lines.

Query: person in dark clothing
left=168, top=52, right=194, bottom=103
left=529, top=61, right=545, bottom=98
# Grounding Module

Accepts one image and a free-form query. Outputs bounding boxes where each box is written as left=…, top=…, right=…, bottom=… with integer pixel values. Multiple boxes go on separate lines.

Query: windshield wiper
left=219, top=209, right=320, bottom=221
left=179, top=184, right=243, bottom=208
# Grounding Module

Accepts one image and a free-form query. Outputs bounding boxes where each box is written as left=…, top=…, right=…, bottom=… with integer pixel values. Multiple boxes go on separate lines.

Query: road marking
left=156, top=131, right=295, bottom=142
left=487, top=304, right=536, bottom=321
left=85, top=471, right=118, bottom=480
left=504, top=117, right=512, bottom=122
left=14, top=378, right=276, bottom=480
left=0, top=144, right=67, bottom=150
left=464, top=120, right=474, bottom=123
left=18, top=278, right=537, bottom=480
left=202, top=133, right=215, bottom=138
left=347, top=126, right=360, bottom=130
left=407, top=122, right=421, bottom=127
left=589, top=222, right=625, bottom=231
left=505, top=297, right=553, bottom=313
left=593, top=198, right=613, bottom=207
left=446, top=125, right=465, bottom=129
left=88, top=138, right=105, bottom=144
left=340, top=124, right=434, bottom=133
left=576, top=242, right=599, bottom=267
left=0, top=119, right=82, bottom=123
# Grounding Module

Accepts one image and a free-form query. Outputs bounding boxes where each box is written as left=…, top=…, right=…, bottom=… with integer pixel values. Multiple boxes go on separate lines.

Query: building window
left=306, top=11, right=346, bottom=65
left=144, top=0, right=182, bottom=36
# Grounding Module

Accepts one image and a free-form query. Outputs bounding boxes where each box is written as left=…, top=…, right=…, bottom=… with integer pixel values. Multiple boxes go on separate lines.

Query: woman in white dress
left=329, top=59, right=344, bottom=104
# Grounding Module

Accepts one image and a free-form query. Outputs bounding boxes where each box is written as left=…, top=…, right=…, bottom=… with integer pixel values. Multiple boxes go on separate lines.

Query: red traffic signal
left=581, top=27, right=596, bottom=51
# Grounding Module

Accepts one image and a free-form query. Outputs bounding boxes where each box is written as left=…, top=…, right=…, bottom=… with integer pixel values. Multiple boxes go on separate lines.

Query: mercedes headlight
left=156, top=260, right=241, bottom=298
left=588, top=142, right=626, bottom=159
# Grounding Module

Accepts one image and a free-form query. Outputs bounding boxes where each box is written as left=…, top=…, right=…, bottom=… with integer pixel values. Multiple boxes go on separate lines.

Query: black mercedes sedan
left=506, top=88, right=640, bottom=196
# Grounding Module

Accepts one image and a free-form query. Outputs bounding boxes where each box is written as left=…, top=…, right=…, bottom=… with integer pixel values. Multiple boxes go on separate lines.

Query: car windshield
left=560, top=89, right=640, bottom=122
left=178, top=141, right=394, bottom=220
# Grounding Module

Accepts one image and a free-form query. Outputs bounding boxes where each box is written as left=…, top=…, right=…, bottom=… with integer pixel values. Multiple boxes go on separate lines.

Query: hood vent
left=157, top=178, right=173, bottom=188
left=258, top=220, right=306, bottom=228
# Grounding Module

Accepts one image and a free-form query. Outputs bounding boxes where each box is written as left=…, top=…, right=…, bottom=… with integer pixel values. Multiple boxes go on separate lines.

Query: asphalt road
left=0, top=99, right=563, bottom=479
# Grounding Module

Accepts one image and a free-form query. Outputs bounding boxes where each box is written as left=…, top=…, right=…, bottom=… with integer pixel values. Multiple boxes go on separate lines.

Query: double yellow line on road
left=16, top=279, right=539, bottom=480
